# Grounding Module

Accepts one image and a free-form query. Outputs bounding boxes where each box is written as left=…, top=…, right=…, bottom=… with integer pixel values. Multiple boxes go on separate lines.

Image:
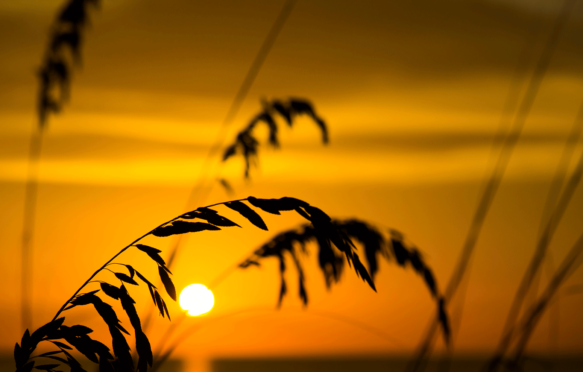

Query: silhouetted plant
left=222, top=98, right=328, bottom=178
left=14, top=197, right=380, bottom=372
left=147, top=96, right=330, bottom=323
left=38, top=0, right=98, bottom=127
left=239, top=219, right=450, bottom=342
left=142, top=218, right=452, bottom=371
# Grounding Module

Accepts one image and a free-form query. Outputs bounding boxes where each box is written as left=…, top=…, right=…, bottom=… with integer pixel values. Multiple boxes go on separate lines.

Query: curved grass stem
left=51, top=198, right=248, bottom=322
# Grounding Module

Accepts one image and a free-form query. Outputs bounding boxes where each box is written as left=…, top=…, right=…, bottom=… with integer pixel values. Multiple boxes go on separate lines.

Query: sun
left=179, top=284, right=215, bottom=316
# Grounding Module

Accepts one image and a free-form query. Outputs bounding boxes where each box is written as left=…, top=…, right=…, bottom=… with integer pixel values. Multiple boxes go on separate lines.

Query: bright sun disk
left=179, top=284, right=214, bottom=316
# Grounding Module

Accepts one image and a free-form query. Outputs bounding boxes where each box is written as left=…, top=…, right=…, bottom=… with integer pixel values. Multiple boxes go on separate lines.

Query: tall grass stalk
left=21, top=131, right=44, bottom=332
left=22, top=0, right=99, bottom=332
left=138, top=0, right=298, bottom=338
left=144, top=0, right=298, bottom=314
left=176, top=0, right=298, bottom=215
left=487, top=104, right=583, bottom=370
left=436, top=14, right=543, bottom=362
left=522, top=104, right=583, bottom=355
left=407, top=1, right=575, bottom=370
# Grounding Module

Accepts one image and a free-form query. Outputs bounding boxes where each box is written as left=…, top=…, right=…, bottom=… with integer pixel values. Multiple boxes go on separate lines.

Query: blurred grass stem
left=21, top=129, right=44, bottom=332
left=488, top=102, right=583, bottom=370
left=407, top=1, right=575, bottom=370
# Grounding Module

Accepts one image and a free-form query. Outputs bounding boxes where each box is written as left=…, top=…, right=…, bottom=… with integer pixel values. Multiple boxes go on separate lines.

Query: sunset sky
left=2, top=0, right=583, bottom=371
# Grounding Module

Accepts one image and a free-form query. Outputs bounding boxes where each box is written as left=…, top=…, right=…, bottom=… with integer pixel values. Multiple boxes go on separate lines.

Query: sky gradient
left=2, top=1, right=583, bottom=371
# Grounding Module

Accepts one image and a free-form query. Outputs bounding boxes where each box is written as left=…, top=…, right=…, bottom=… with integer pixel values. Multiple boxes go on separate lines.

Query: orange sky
left=2, top=1, right=583, bottom=371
